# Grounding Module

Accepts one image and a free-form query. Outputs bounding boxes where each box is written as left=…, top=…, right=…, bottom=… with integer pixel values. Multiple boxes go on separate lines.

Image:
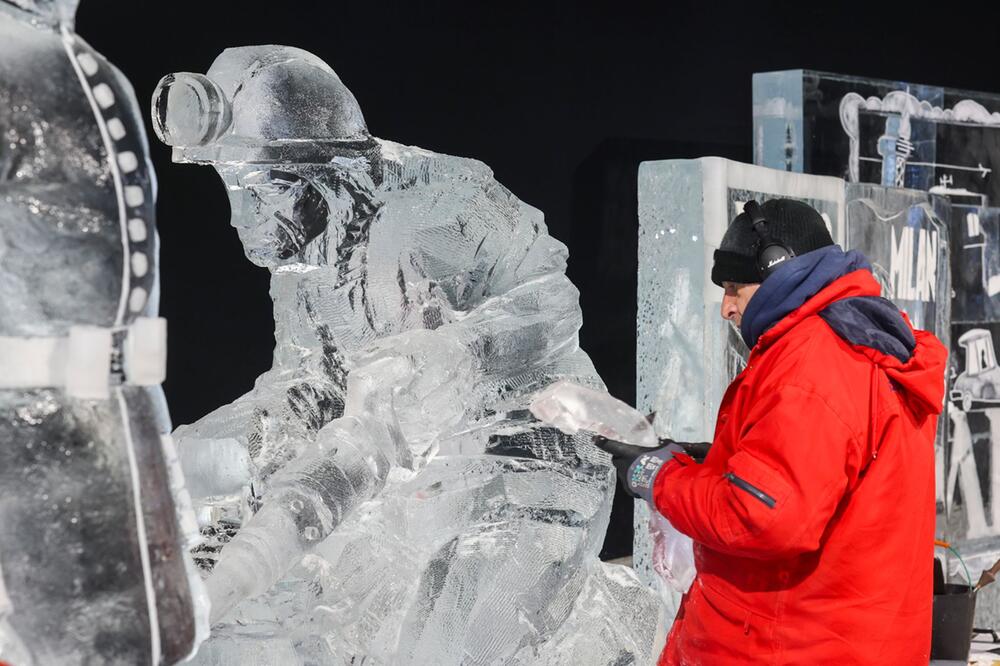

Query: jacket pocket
left=720, top=450, right=792, bottom=543
left=678, top=581, right=776, bottom=664
left=724, top=472, right=776, bottom=508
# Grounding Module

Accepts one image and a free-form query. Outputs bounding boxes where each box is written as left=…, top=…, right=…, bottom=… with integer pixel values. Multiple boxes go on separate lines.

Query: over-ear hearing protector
left=744, top=200, right=794, bottom=280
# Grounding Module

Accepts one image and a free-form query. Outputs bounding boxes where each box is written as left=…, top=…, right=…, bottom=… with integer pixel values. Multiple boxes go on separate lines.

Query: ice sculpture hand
left=593, top=436, right=684, bottom=502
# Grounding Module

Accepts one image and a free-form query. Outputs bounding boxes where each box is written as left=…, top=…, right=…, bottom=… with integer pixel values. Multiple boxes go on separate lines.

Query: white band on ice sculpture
left=0, top=556, right=9, bottom=617
left=0, top=316, right=167, bottom=400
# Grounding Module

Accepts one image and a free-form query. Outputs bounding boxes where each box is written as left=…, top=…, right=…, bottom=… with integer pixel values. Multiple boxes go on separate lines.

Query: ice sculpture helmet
left=153, top=46, right=374, bottom=164
left=153, top=47, right=380, bottom=267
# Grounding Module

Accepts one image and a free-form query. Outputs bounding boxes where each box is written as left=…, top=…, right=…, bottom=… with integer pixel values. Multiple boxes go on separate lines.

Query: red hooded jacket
left=655, top=269, right=947, bottom=665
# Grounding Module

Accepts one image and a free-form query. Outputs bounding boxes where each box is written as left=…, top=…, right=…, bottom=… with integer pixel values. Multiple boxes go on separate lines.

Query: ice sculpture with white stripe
left=0, top=2, right=205, bottom=663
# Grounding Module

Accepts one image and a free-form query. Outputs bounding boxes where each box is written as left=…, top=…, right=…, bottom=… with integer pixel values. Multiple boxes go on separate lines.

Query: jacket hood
left=740, top=245, right=870, bottom=349
left=756, top=268, right=946, bottom=417
left=883, top=327, right=948, bottom=417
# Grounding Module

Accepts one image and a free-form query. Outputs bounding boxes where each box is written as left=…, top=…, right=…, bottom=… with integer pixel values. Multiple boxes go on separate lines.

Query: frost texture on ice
left=530, top=381, right=695, bottom=595
left=155, top=46, right=664, bottom=664
left=0, top=2, right=205, bottom=664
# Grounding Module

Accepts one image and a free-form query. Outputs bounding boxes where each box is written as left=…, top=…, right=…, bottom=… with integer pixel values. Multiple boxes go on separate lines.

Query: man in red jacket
left=598, top=199, right=946, bottom=664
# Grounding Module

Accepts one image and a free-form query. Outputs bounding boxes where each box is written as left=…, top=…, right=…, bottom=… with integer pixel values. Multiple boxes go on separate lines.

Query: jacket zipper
left=724, top=472, right=776, bottom=508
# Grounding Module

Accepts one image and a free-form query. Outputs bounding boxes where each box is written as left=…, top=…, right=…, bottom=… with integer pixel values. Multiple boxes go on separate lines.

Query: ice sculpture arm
left=176, top=367, right=340, bottom=440
left=360, top=236, right=584, bottom=413
left=173, top=368, right=345, bottom=495
left=204, top=412, right=394, bottom=622
left=205, top=345, right=472, bottom=624
left=654, top=385, right=858, bottom=559
left=204, top=234, right=574, bottom=623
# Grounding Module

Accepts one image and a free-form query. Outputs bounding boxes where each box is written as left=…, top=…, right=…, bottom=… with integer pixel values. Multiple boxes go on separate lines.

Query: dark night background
left=74, top=0, right=1000, bottom=559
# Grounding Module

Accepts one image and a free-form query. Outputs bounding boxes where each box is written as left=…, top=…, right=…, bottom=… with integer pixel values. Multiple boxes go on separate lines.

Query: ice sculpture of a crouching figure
left=0, top=2, right=204, bottom=664
left=156, top=46, right=664, bottom=665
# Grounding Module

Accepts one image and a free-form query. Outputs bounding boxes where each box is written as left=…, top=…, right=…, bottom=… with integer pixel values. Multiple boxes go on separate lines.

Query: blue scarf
left=740, top=245, right=870, bottom=349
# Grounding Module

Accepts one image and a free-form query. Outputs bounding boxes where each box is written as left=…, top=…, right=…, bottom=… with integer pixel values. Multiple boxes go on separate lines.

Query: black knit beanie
left=711, top=198, right=834, bottom=286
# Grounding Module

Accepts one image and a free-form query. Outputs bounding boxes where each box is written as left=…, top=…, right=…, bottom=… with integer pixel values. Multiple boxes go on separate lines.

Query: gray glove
left=592, top=436, right=685, bottom=503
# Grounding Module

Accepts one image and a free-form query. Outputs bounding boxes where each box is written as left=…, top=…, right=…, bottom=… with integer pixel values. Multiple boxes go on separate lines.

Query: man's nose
left=720, top=297, right=737, bottom=321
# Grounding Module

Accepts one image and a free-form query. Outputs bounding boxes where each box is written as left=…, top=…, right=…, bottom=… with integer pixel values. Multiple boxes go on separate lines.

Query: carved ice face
left=152, top=46, right=380, bottom=269
left=222, top=166, right=330, bottom=267
left=220, top=160, right=377, bottom=269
